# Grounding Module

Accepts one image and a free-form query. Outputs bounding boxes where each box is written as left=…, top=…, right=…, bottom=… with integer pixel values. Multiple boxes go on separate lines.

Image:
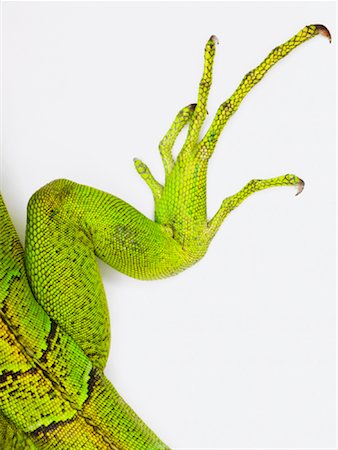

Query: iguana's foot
left=134, top=25, right=329, bottom=251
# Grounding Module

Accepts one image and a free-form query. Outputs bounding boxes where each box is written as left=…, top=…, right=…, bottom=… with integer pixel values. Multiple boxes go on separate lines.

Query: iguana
left=0, top=24, right=331, bottom=449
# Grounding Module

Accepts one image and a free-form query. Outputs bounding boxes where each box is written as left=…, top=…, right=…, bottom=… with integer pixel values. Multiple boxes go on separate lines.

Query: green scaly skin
left=0, top=24, right=330, bottom=449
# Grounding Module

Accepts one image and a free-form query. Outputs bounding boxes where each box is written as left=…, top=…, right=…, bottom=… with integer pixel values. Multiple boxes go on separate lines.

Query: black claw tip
left=209, top=35, right=219, bottom=45
left=295, top=179, right=305, bottom=196
left=188, top=103, right=197, bottom=111
left=314, top=24, right=332, bottom=43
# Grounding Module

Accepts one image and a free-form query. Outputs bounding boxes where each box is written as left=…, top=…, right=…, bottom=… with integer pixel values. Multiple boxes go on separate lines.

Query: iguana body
left=0, top=25, right=330, bottom=449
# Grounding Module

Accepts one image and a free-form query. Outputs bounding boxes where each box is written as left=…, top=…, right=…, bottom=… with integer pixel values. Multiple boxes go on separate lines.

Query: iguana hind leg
left=25, top=24, right=329, bottom=382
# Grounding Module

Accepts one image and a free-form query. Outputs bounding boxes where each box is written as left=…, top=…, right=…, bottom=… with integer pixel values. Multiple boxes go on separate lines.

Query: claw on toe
left=210, top=35, right=219, bottom=45
left=295, top=178, right=305, bottom=196
left=314, top=24, right=332, bottom=43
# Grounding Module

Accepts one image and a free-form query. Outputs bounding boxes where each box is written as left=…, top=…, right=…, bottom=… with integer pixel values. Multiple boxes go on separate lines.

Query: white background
left=1, top=2, right=336, bottom=449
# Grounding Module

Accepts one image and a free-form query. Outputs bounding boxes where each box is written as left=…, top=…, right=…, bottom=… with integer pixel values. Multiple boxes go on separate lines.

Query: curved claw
left=188, top=103, right=197, bottom=111
left=295, top=178, right=305, bottom=196
left=210, top=35, right=219, bottom=45
left=314, top=24, right=332, bottom=43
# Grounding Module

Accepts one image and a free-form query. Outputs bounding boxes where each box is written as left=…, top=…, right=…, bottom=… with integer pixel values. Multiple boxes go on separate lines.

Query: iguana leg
left=25, top=24, right=329, bottom=377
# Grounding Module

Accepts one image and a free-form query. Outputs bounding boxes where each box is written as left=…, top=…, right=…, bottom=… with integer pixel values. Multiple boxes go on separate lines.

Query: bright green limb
left=198, top=24, right=331, bottom=160
left=207, top=174, right=304, bottom=240
left=180, top=35, right=218, bottom=158
left=23, top=25, right=329, bottom=375
left=159, top=104, right=196, bottom=176
left=133, top=158, right=163, bottom=201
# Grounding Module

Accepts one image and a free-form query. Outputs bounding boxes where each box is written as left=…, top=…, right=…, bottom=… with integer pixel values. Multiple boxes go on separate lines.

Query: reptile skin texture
left=0, top=24, right=331, bottom=449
